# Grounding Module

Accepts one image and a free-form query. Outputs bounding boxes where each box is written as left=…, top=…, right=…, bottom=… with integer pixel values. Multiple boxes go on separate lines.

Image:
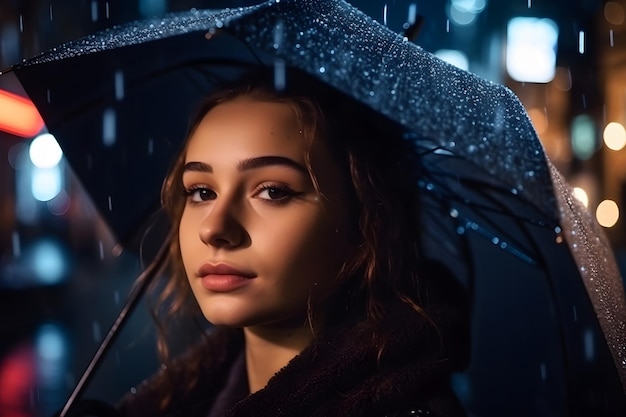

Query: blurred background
left=0, top=0, right=625, bottom=416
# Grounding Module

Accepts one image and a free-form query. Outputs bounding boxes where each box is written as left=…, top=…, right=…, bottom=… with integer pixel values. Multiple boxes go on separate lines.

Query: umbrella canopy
left=6, top=0, right=626, bottom=414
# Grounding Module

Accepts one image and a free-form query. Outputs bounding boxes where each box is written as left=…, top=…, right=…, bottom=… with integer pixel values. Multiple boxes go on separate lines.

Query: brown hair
left=148, top=68, right=436, bottom=409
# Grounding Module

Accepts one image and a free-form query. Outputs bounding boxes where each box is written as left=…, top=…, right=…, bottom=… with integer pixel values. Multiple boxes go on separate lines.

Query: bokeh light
left=435, top=49, right=469, bottom=71
left=506, top=17, right=558, bottom=83
left=31, top=166, right=62, bottom=202
left=603, top=122, right=626, bottom=151
left=28, top=133, right=63, bottom=168
left=596, top=199, right=620, bottom=228
left=573, top=187, right=589, bottom=207
left=604, top=2, right=625, bottom=25
left=572, top=115, right=597, bottom=160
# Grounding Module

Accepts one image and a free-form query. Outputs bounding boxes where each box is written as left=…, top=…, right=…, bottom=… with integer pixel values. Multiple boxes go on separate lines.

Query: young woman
left=118, top=69, right=471, bottom=417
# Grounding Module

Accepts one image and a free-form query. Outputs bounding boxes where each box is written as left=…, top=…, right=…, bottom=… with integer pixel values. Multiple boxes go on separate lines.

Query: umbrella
left=4, top=0, right=626, bottom=415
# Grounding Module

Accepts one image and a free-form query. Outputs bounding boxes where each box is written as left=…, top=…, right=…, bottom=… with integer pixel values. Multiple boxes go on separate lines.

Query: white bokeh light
left=506, top=17, right=558, bottom=83
left=31, top=166, right=62, bottom=202
left=29, top=133, right=63, bottom=168
left=572, top=187, right=589, bottom=207
left=435, top=49, right=470, bottom=71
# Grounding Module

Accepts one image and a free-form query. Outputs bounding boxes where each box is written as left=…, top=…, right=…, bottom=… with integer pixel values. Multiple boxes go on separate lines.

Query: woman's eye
left=185, top=187, right=216, bottom=203
left=256, top=185, right=296, bottom=202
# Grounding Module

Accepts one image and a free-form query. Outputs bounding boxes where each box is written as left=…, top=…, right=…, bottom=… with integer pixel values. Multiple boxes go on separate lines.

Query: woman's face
left=178, top=97, right=350, bottom=329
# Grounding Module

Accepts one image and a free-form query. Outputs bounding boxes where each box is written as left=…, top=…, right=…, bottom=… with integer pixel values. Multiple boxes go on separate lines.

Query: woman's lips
left=197, top=263, right=256, bottom=292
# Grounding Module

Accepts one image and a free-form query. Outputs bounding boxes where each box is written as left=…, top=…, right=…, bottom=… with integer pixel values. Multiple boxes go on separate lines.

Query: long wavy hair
left=147, top=68, right=441, bottom=409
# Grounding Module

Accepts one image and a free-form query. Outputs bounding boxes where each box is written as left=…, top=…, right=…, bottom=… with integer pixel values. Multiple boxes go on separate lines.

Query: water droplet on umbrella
left=12, top=231, right=21, bottom=257
left=114, top=70, right=124, bottom=100
left=91, top=0, right=99, bottom=22
left=511, top=188, right=518, bottom=195
left=449, top=208, right=459, bottom=218
left=456, top=226, right=465, bottom=235
left=92, top=321, right=101, bottom=342
left=319, top=66, right=326, bottom=73
left=467, top=144, right=477, bottom=153
left=491, top=237, right=499, bottom=245
left=103, top=108, right=116, bottom=146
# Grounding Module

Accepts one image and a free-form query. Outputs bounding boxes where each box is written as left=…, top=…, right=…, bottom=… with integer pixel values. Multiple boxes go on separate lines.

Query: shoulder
left=116, top=327, right=243, bottom=417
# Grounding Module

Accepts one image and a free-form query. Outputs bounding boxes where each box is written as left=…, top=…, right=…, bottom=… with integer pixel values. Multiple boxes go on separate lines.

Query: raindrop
left=408, top=4, right=417, bottom=25
left=539, top=363, right=547, bottom=381
left=12, top=231, right=20, bottom=257
left=49, top=3, right=53, bottom=21
left=148, top=138, right=154, bottom=155
left=114, top=71, right=124, bottom=101
left=383, top=4, right=388, bottom=26
left=46, top=89, right=51, bottom=104
left=106, top=2, right=110, bottom=19
left=491, top=237, right=499, bottom=245
left=19, top=14, right=23, bottom=32
left=582, top=93, right=587, bottom=109
left=274, top=59, right=286, bottom=91
left=103, top=108, right=116, bottom=146
left=92, top=321, right=101, bottom=342
left=446, top=19, right=450, bottom=32
left=579, top=31, right=586, bottom=54
left=584, top=328, right=595, bottom=361
left=99, top=241, right=104, bottom=260
left=91, top=0, right=99, bottom=22
left=449, top=208, right=459, bottom=218
left=273, top=20, right=284, bottom=49
left=130, top=387, right=137, bottom=394
left=108, top=196, right=113, bottom=211
left=572, top=305, right=578, bottom=322
left=528, top=0, right=532, bottom=7
left=114, top=290, right=120, bottom=305
left=610, top=29, right=615, bottom=47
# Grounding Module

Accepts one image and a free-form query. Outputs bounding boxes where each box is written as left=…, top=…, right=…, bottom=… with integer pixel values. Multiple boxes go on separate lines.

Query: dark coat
left=117, top=261, right=470, bottom=417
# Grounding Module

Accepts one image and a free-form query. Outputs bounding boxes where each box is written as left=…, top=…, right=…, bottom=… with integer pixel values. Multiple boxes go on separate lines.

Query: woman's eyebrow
left=182, top=156, right=307, bottom=174
left=237, top=156, right=307, bottom=173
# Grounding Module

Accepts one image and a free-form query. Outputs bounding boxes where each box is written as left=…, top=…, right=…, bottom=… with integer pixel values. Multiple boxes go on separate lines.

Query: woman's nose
left=198, top=199, right=246, bottom=249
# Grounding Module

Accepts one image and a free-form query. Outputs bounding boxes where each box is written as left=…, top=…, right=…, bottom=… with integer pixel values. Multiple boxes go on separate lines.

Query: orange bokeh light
left=0, top=89, right=44, bottom=138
